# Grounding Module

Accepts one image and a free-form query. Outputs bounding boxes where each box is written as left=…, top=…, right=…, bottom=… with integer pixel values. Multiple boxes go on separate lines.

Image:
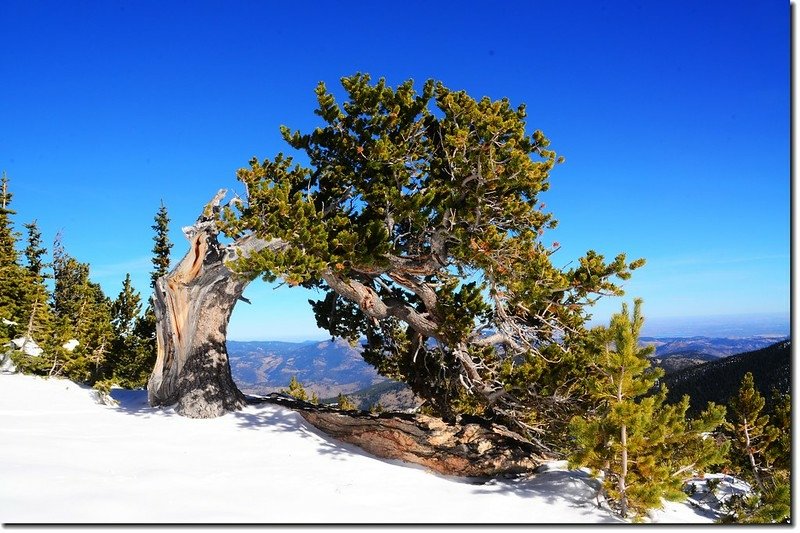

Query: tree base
left=251, top=395, right=549, bottom=478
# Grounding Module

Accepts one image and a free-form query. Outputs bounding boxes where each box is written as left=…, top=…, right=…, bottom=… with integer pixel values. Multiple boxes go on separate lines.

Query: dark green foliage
left=150, top=202, right=172, bottom=288
left=725, top=372, right=777, bottom=489
left=766, top=391, right=790, bottom=472
left=107, top=274, right=152, bottom=388
left=0, top=176, right=157, bottom=390
left=569, top=300, right=728, bottom=520
left=22, top=221, right=47, bottom=279
left=719, top=374, right=790, bottom=523
left=218, top=74, right=643, bottom=438
left=112, top=202, right=173, bottom=388
left=0, top=172, right=26, bottom=345
left=663, top=341, right=790, bottom=416
left=111, top=274, right=141, bottom=337
left=17, top=222, right=53, bottom=345
left=0, top=172, right=19, bottom=264
left=722, top=476, right=791, bottom=524
left=49, top=236, right=114, bottom=384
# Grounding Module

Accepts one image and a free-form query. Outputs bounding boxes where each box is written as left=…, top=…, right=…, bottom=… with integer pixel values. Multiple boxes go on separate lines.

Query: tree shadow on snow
left=468, top=469, right=624, bottom=523
left=231, top=406, right=400, bottom=464
left=108, top=387, right=155, bottom=415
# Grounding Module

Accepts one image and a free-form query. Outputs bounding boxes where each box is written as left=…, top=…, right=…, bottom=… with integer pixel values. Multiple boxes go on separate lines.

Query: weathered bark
left=147, top=190, right=280, bottom=418
left=254, top=395, right=548, bottom=477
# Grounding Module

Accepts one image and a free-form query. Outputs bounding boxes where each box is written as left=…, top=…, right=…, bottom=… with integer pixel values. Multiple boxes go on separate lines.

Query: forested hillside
left=663, top=340, right=790, bottom=414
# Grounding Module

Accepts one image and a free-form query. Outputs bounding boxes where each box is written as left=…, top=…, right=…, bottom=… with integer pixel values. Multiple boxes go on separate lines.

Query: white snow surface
left=0, top=373, right=719, bottom=524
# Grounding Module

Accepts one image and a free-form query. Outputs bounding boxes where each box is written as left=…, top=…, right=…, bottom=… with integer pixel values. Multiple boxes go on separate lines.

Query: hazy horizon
left=226, top=311, right=790, bottom=343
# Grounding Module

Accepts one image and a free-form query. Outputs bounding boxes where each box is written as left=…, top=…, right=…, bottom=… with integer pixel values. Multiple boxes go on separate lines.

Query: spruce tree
left=111, top=274, right=142, bottom=338
left=127, top=202, right=173, bottom=386
left=50, top=236, right=114, bottom=384
left=150, top=201, right=172, bottom=288
left=108, top=273, right=151, bottom=388
left=0, top=173, right=28, bottom=344
left=0, top=172, right=19, bottom=264
left=22, top=221, right=47, bottom=279
left=0, top=179, right=54, bottom=373
left=18, top=221, right=53, bottom=346
left=569, top=300, right=728, bottom=520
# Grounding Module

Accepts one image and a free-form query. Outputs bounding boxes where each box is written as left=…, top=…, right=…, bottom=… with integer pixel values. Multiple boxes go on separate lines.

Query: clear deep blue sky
left=1, top=0, right=789, bottom=340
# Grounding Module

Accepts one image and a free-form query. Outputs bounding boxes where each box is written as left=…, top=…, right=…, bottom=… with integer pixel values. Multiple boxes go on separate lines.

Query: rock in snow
left=0, top=373, right=723, bottom=524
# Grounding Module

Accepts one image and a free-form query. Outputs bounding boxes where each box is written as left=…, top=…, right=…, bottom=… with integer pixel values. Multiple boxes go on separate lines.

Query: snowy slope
left=0, top=373, right=719, bottom=524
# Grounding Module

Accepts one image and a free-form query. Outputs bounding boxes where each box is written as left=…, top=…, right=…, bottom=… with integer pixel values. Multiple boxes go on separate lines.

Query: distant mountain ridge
left=642, top=335, right=787, bottom=359
left=228, top=335, right=790, bottom=410
left=642, top=335, right=787, bottom=375
left=662, top=340, right=791, bottom=414
left=227, top=338, right=383, bottom=398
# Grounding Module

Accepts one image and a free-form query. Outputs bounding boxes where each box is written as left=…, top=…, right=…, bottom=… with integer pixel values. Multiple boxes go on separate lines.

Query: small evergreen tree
left=725, top=372, right=776, bottom=490
left=0, top=180, right=56, bottom=374
left=569, top=300, right=728, bottom=520
left=766, top=391, right=790, bottom=472
left=49, top=236, right=114, bottom=384
left=0, top=172, right=19, bottom=264
left=18, top=221, right=53, bottom=346
left=111, top=274, right=141, bottom=338
left=337, top=393, right=356, bottom=411
left=310, top=391, right=320, bottom=405
left=150, top=201, right=172, bottom=288
left=126, top=202, right=173, bottom=387
left=283, top=375, right=308, bottom=401
left=108, top=274, right=152, bottom=388
left=22, top=221, right=47, bottom=279
left=719, top=374, right=789, bottom=524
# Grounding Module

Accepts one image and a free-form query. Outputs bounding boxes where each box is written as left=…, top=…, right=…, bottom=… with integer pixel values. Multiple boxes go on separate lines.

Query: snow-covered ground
left=0, top=373, right=724, bottom=524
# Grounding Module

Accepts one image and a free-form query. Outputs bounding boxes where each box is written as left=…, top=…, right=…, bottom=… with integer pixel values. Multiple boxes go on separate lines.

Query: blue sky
left=0, top=0, right=789, bottom=340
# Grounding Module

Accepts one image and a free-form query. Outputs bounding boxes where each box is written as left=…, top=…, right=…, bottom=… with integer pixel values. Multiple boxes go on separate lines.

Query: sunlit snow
left=0, top=373, right=725, bottom=524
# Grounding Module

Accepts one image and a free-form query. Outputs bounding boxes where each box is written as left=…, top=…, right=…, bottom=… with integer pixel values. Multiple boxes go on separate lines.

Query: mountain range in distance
left=662, top=340, right=791, bottom=415
left=228, top=334, right=789, bottom=411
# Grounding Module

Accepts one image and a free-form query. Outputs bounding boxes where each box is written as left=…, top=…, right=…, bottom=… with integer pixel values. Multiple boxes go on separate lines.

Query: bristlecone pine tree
left=568, top=299, right=727, bottom=520
left=182, top=74, right=647, bottom=439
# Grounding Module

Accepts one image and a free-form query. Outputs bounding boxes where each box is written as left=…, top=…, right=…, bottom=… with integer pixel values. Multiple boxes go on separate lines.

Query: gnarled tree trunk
left=145, top=191, right=549, bottom=475
left=256, top=395, right=549, bottom=477
left=147, top=190, right=277, bottom=418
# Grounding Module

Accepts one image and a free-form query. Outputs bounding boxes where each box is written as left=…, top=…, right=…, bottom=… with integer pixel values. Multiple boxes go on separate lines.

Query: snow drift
left=0, top=373, right=723, bottom=524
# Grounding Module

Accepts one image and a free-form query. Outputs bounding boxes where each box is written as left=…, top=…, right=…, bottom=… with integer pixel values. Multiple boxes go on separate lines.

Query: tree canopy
left=218, top=74, right=644, bottom=439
